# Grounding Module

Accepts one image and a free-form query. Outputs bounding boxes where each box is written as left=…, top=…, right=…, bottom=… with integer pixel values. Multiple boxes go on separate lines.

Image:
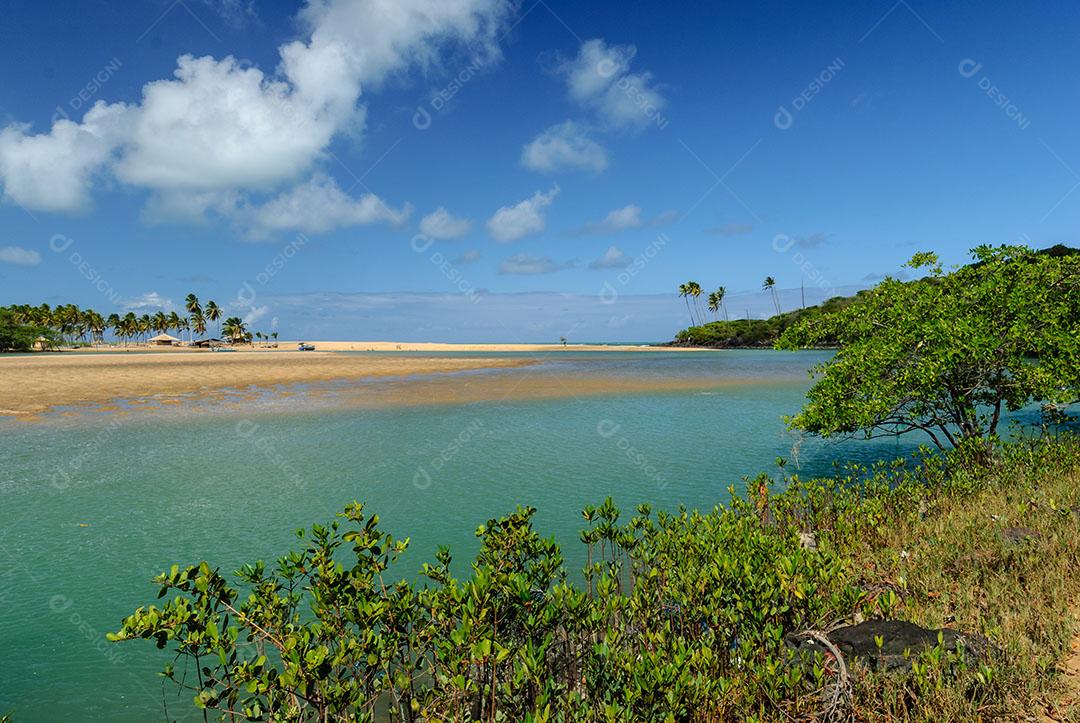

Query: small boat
left=211, top=346, right=237, bottom=352
left=297, top=342, right=316, bottom=351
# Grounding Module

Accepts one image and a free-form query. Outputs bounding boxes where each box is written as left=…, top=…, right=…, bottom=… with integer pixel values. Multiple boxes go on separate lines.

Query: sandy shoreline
left=51, top=340, right=702, bottom=353
left=0, top=351, right=537, bottom=418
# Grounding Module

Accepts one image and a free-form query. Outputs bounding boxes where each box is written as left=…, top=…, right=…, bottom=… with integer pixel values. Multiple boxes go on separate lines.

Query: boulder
left=787, top=620, right=990, bottom=671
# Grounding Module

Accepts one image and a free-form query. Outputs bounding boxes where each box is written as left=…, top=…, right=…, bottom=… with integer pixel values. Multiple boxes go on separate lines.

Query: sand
left=260, top=341, right=700, bottom=352
left=332, top=371, right=748, bottom=410
left=0, top=351, right=537, bottom=417
left=63, top=341, right=701, bottom=353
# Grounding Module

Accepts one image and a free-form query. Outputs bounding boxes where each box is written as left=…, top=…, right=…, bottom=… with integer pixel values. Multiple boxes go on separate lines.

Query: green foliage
left=1, top=294, right=259, bottom=348
left=112, top=436, right=1080, bottom=721
left=0, top=307, right=52, bottom=351
left=778, top=245, right=1080, bottom=450
left=674, top=293, right=863, bottom=348
left=109, top=497, right=856, bottom=720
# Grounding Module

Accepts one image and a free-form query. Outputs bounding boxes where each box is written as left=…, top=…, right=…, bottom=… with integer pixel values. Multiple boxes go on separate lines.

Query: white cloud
left=557, top=39, right=666, bottom=131
left=0, top=101, right=131, bottom=212
left=200, top=0, right=257, bottom=26
left=242, top=305, right=271, bottom=326
left=291, top=0, right=512, bottom=93
left=122, top=292, right=175, bottom=311
left=115, top=54, right=346, bottom=193
left=575, top=204, right=675, bottom=235
left=420, top=206, right=472, bottom=239
left=590, top=204, right=642, bottom=232
left=498, top=252, right=574, bottom=275
left=486, top=185, right=559, bottom=242
left=588, top=245, right=629, bottom=270
left=141, top=189, right=242, bottom=226
left=244, top=174, right=410, bottom=238
left=0, top=0, right=513, bottom=215
left=521, top=121, right=607, bottom=173
left=0, top=245, right=41, bottom=266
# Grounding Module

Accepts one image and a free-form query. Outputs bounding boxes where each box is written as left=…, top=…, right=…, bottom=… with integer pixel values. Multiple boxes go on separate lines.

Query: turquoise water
left=0, top=351, right=923, bottom=720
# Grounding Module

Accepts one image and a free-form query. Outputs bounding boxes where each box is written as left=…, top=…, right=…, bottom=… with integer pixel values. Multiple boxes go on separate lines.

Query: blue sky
left=0, top=0, right=1077, bottom=341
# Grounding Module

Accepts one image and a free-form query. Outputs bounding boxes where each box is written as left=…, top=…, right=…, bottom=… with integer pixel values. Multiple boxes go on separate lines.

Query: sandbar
left=0, top=351, right=536, bottom=417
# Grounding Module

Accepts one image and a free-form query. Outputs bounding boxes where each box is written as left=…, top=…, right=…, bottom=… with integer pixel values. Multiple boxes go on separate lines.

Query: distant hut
left=148, top=333, right=180, bottom=346
left=192, top=337, right=225, bottom=348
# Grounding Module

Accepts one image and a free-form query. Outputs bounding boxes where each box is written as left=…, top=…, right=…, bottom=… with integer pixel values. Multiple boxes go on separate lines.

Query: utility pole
left=801, top=280, right=805, bottom=310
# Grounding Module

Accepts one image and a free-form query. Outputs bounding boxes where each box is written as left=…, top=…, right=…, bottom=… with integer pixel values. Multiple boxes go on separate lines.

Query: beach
left=262, top=341, right=698, bottom=352
left=59, top=341, right=698, bottom=353
left=0, top=351, right=538, bottom=417
left=0, top=344, right=725, bottom=418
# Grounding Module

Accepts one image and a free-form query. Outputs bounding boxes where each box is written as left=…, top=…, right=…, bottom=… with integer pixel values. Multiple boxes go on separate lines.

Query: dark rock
left=1001, top=526, right=1041, bottom=543
left=787, top=620, right=990, bottom=671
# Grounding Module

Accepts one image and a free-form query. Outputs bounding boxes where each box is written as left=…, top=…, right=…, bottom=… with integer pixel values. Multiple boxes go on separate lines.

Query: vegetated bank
left=670, top=243, right=1078, bottom=349
left=670, top=292, right=863, bottom=348
left=97, top=245, right=1080, bottom=721
left=107, top=435, right=1080, bottom=721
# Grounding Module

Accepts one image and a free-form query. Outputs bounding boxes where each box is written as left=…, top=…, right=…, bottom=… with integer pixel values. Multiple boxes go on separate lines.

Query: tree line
left=677, top=277, right=782, bottom=326
left=0, top=294, right=279, bottom=351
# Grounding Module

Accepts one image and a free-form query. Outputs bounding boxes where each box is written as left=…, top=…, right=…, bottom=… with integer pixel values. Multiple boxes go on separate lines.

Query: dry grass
left=838, top=442, right=1080, bottom=721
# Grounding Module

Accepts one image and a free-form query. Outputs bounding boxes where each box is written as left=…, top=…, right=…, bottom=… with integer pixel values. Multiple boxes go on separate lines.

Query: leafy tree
left=221, top=316, right=248, bottom=343
left=777, top=245, right=1080, bottom=452
left=0, top=308, right=51, bottom=351
left=111, top=498, right=851, bottom=721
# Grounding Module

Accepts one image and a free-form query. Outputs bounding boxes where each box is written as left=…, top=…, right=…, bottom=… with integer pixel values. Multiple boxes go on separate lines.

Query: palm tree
left=138, top=315, right=151, bottom=345
left=152, top=311, right=169, bottom=336
left=707, top=292, right=720, bottom=318
left=177, top=317, right=190, bottom=344
left=121, top=312, right=137, bottom=346
left=204, top=300, right=222, bottom=339
left=184, top=294, right=201, bottom=344
left=762, top=277, right=781, bottom=316
left=86, top=310, right=105, bottom=345
left=166, top=311, right=181, bottom=338
left=107, top=314, right=121, bottom=345
left=688, top=281, right=705, bottom=324
left=715, top=286, right=729, bottom=321
left=221, top=316, right=247, bottom=344
left=191, top=310, right=207, bottom=341
left=56, top=304, right=79, bottom=344
left=678, top=284, right=696, bottom=326
left=255, top=331, right=264, bottom=347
